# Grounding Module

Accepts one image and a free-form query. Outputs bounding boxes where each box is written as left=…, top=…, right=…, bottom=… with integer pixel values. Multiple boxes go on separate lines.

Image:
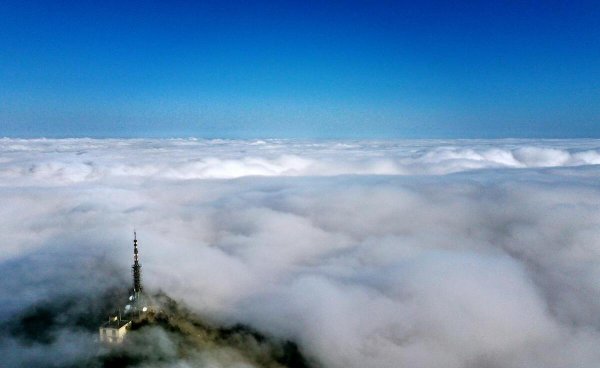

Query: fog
left=1, top=138, right=600, bottom=367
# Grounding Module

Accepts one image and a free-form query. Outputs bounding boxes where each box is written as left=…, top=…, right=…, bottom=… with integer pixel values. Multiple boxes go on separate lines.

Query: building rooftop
left=101, top=318, right=131, bottom=329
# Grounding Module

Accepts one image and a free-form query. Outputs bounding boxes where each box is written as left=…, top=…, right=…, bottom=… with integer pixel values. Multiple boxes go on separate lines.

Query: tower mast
left=132, top=231, right=142, bottom=297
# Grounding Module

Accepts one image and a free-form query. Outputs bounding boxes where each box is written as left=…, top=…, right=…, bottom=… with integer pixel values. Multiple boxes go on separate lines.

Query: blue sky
left=1, top=0, right=599, bottom=138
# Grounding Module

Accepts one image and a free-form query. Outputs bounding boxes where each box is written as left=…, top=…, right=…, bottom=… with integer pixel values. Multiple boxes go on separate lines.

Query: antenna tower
left=132, top=231, right=142, bottom=295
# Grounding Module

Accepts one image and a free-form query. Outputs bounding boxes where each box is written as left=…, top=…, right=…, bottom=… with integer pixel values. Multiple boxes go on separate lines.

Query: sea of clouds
left=2, top=138, right=600, bottom=367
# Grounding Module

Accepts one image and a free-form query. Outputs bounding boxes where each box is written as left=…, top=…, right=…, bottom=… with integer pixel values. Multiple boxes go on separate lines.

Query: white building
left=99, top=316, right=131, bottom=344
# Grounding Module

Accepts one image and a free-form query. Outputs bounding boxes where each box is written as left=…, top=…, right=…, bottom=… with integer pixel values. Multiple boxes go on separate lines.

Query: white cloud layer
left=2, top=138, right=600, bottom=367
left=2, top=138, right=600, bottom=185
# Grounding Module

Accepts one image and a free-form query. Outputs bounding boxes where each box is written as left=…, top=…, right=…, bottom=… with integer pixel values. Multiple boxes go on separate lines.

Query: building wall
left=99, top=322, right=131, bottom=344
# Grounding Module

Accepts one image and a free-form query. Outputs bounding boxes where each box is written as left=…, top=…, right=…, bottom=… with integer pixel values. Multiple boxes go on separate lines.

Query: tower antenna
left=132, top=231, right=142, bottom=296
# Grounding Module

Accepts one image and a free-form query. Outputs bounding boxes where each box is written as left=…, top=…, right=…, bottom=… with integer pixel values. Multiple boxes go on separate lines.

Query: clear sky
left=1, top=1, right=599, bottom=138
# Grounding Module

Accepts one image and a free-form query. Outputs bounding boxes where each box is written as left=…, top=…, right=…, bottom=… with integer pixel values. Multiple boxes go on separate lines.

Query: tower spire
left=132, top=231, right=142, bottom=295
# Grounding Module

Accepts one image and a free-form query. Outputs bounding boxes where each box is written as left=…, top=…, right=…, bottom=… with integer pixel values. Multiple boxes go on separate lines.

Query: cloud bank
left=1, top=138, right=600, bottom=367
left=2, top=138, right=600, bottom=185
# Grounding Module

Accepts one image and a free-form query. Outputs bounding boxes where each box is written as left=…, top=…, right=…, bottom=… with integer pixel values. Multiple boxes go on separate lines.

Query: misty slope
left=2, top=288, right=311, bottom=368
